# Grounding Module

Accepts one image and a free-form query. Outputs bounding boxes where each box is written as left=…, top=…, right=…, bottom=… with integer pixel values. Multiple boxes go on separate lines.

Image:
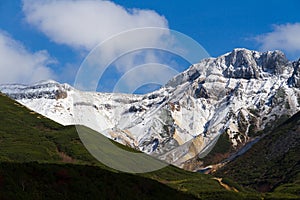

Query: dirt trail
left=212, top=177, right=238, bottom=192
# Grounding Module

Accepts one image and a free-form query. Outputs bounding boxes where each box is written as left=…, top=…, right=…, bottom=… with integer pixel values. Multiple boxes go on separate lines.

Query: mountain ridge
left=1, top=48, right=299, bottom=170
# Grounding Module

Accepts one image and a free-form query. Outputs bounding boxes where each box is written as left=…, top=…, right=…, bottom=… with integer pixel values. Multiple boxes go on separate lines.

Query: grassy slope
left=216, top=111, right=300, bottom=199
left=0, top=93, right=260, bottom=199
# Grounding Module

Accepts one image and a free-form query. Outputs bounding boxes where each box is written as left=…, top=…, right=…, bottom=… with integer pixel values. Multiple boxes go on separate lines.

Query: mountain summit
left=1, top=48, right=300, bottom=170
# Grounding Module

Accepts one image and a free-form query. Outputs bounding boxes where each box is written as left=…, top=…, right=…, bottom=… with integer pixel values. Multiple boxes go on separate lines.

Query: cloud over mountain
left=22, top=0, right=168, bottom=50
left=0, top=31, right=55, bottom=84
left=256, top=23, right=300, bottom=59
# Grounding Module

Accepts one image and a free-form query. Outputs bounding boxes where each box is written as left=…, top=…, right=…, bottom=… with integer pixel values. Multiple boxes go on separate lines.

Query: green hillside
left=216, top=111, right=300, bottom=199
left=0, top=92, right=295, bottom=199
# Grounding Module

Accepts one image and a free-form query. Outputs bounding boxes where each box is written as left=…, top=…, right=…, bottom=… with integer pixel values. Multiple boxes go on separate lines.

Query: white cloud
left=256, top=23, right=300, bottom=58
left=0, top=31, right=56, bottom=84
left=22, top=0, right=172, bottom=92
left=22, top=0, right=168, bottom=50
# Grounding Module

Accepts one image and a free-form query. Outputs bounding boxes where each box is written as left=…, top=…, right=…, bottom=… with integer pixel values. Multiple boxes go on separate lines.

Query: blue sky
left=0, top=0, right=300, bottom=93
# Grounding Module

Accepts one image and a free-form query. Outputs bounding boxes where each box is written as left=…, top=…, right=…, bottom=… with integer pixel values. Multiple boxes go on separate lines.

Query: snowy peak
left=167, top=49, right=293, bottom=88
left=223, top=48, right=290, bottom=78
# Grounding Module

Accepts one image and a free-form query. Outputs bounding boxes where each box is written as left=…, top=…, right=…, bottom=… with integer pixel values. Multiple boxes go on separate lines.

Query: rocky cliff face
left=1, top=48, right=299, bottom=170
left=288, top=59, right=300, bottom=87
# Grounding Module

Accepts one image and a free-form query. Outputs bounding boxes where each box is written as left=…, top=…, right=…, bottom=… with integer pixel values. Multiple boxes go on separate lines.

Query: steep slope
left=215, top=110, right=300, bottom=197
left=0, top=92, right=261, bottom=200
left=1, top=49, right=300, bottom=170
left=0, top=92, right=101, bottom=165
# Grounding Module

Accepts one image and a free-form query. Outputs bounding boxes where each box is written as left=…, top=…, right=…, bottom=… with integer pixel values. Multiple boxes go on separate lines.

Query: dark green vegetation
left=0, top=93, right=260, bottom=199
left=216, top=111, right=300, bottom=199
left=199, top=131, right=232, bottom=166
left=0, top=162, right=197, bottom=200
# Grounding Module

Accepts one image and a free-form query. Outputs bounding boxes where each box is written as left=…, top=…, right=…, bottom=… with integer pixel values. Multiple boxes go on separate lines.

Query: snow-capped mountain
left=1, top=48, right=300, bottom=169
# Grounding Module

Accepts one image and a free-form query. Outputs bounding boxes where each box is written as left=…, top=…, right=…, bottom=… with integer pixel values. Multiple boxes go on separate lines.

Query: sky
left=0, top=0, right=300, bottom=93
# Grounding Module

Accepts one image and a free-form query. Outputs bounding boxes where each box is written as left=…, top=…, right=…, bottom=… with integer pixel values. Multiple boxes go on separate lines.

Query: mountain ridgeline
left=1, top=48, right=300, bottom=171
